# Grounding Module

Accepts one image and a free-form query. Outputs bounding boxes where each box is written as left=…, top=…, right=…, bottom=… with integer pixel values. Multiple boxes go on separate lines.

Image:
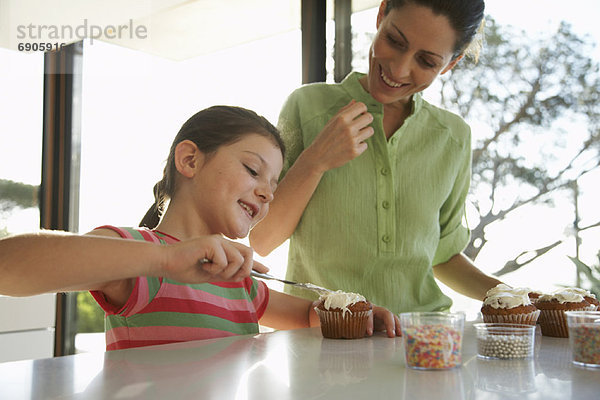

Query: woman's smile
left=379, top=65, right=409, bottom=89
left=362, top=3, right=458, bottom=106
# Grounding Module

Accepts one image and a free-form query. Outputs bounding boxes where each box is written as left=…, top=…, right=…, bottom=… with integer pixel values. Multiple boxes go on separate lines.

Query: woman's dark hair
left=384, top=0, right=485, bottom=60
left=140, top=105, right=285, bottom=229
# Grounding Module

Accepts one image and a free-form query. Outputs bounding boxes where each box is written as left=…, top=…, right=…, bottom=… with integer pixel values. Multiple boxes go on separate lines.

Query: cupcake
left=481, top=285, right=540, bottom=325
left=563, top=287, right=599, bottom=310
left=535, top=290, right=595, bottom=337
left=315, top=290, right=372, bottom=339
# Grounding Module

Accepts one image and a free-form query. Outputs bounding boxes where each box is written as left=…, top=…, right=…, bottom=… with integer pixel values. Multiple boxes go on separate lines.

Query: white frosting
left=485, top=284, right=514, bottom=297
left=483, top=292, right=532, bottom=309
left=563, top=287, right=597, bottom=300
left=538, top=289, right=585, bottom=303
left=484, top=284, right=535, bottom=309
left=485, top=284, right=533, bottom=298
left=511, top=287, right=534, bottom=296
left=320, top=290, right=367, bottom=317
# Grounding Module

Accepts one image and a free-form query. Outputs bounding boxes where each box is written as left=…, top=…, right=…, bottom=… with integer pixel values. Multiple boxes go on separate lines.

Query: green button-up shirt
left=278, top=72, right=471, bottom=314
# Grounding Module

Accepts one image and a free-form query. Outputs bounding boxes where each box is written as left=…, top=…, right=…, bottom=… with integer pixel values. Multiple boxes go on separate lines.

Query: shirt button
left=382, top=200, right=390, bottom=209
left=380, top=167, right=389, bottom=176
left=382, top=234, right=391, bottom=243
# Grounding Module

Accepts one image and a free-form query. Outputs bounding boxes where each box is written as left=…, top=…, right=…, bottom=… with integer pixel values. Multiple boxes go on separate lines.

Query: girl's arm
left=249, top=101, right=374, bottom=256
left=0, top=230, right=154, bottom=297
left=433, top=253, right=503, bottom=301
left=0, top=230, right=268, bottom=298
left=260, top=289, right=401, bottom=337
left=259, top=289, right=320, bottom=330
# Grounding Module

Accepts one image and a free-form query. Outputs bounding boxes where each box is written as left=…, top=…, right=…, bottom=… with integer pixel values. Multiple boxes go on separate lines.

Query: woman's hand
left=303, top=100, right=374, bottom=173
left=162, top=235, right=269, bottom=283
left=248, top=100, right=374, bottom=256
left=368, top=304, right=402, bottom=337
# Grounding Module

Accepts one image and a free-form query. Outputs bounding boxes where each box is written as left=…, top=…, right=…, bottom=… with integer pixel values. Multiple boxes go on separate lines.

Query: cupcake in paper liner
left=481, top=285, right=540, bottom=325
left=562, top=287, right=599, bottom=310
left=481, top=310, right=541, bottom=325
left=535, top=289, right=595, bottom=338
left=315, top=290, right=372, bottom=339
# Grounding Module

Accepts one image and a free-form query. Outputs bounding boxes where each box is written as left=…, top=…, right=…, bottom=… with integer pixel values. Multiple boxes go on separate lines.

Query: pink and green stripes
left=90, top=226, right=269, bottom=351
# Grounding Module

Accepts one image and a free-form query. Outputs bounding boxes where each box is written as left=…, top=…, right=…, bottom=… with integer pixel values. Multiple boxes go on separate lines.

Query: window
left=0, top=49, right=43, bottom=236
left=0, top=48, right=56, bottom=363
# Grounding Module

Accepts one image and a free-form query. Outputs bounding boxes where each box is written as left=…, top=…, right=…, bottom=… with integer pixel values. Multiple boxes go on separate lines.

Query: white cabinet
left=0, top=294, right=56, bottom=362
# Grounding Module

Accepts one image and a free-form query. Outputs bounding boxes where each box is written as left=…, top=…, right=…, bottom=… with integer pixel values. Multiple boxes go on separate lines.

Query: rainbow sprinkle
left=570, top=324, right=600, bottom=366
left=403, top=324, right=462, bottom=369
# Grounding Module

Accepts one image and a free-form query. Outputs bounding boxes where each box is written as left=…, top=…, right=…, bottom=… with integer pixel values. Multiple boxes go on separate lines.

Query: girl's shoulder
left=93, top=225, right=168, bottom=244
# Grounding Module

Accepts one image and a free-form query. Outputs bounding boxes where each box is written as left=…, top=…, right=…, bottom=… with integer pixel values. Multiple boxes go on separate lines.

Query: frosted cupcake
left=535, top=290, right=595, bottom=337
left=481, top=285, right=540, bottom=325
left=315, top=290, right=372, bottom=339
left=562, top=287, right=599, bottom=310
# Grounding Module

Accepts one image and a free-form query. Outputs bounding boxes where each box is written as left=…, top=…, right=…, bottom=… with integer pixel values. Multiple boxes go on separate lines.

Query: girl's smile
left=191, top=134, right=283, bottom=239
left=238, top=200, right=257, bottom=218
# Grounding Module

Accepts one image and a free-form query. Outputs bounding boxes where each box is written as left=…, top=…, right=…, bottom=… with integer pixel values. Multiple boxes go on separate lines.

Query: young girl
left=1, top=106, right=399, bottom=350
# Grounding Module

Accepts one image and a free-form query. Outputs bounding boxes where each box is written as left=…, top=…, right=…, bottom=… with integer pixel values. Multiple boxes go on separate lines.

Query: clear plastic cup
left=400, top=312, right=465, bottom=370
left=565, top=311, right=600, bottom=368
left=474, top=323, right=536, bottom=359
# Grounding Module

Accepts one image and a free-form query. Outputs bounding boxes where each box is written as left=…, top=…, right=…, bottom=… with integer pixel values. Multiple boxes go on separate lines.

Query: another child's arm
left=260, top=289, right=401, bottom=337
left=0, top=230, right=268, bottom=298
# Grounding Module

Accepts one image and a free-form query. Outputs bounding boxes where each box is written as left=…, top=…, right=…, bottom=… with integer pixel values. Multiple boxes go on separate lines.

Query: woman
left=250, top=0, right=503, bottom=314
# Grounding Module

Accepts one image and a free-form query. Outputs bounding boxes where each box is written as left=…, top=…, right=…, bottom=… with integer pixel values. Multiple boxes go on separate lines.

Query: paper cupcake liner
left=538, top=306, right=596, bottom=338
left=482, top=310, right=540, bottom=326
left=315, top=308, right=372, bottom=339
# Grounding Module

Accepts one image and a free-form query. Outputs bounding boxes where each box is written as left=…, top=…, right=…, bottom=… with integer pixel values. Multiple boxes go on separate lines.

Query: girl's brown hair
left=140, top=106, right=284, bottom=229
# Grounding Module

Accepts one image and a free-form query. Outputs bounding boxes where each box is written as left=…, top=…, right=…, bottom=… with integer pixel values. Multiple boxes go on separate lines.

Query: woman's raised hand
left=303, top=100, right=374, bottom=173
left=162, top=235, right=269, bottom=283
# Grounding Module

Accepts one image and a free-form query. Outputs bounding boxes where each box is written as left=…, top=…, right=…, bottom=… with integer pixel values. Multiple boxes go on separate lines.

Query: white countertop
left=0, top=322, right=598, bottom=399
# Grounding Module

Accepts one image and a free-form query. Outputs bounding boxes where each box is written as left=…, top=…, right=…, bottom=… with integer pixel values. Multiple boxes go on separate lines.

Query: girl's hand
left=161, top=235, right=268, bottom=283
left=303, top=100, right=374, bottom=173
left=368, top=304, right=402, bottom=338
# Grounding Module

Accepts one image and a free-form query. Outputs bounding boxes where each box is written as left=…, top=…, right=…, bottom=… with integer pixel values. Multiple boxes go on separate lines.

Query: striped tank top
left=90, top=226, right=269, bottom=351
